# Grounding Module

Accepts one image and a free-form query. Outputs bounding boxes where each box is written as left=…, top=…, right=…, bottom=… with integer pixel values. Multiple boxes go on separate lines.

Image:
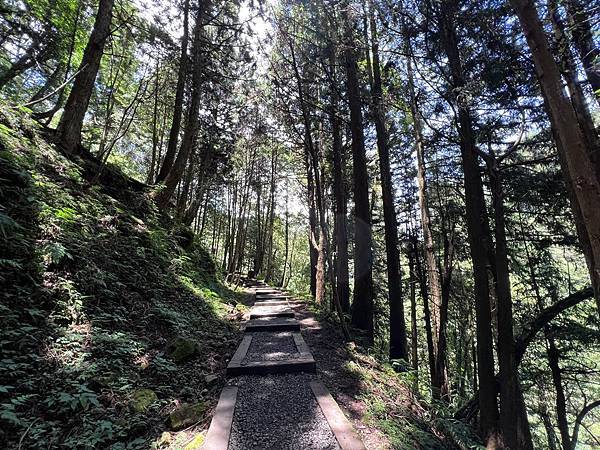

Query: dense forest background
left=1, top=0, right=600, bottom=447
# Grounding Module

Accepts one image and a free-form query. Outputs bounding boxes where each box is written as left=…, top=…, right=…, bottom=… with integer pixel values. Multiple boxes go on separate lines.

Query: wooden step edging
left=200, top=386, right=238, bottom=450
left=310, top=381, right=367, bottom=450
left=249, top=309, right=295, bottom=319
left=243, top=317, right=300, bottom=332
left=226, top=333, right=316, bottom=375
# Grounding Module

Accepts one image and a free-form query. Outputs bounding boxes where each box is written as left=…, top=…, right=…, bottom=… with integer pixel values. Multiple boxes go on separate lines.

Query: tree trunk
left=343, top=5, right=373, bottom=338
left=438, top=1, right=499, bottom=441
left=407, top=38, right=449, bottom=397
left=326, top=28, right=351, bottom=314
left=408, top=232, right=419, bottom=385
left=156, top=0, right=205, bottom=208
left=565, top=0, right=600, bottom=107
left=510, top=0, right=600, bottom=315
left=411, top=235, right=436, bottom=385
left=487, top=157, right=528, bottom=448
left=57, top=0, right=115, bottom=153
left=546, top=334, right=572, bottom=450
left=548, top=0, right=600, bottom=178
left=367, top=1, right=407, bottom=360
left=156, top=0, right=190, bottom=183
left=147, top=61, right=161, bottom=184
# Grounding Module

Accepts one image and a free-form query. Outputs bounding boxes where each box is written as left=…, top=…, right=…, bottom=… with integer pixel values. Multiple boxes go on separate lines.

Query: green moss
left=166, top=337, right=198, bottom=363
left=131, top=389, right=157, bottom=412
left=169, top=402, right=206, bottom=430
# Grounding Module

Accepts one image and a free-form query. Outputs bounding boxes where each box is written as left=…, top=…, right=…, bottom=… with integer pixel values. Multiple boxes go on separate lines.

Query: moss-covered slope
left=0, top=106, right=247, bottom=449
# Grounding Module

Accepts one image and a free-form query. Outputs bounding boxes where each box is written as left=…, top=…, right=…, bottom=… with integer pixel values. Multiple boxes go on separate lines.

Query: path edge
left=310, top=380, right=367, bottom=450
left=201, top=385, right=238, bottom=450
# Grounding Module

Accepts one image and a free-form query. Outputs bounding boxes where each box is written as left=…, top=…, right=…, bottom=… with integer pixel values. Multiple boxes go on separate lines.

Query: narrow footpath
left=201, top=280, right=367, bottom=450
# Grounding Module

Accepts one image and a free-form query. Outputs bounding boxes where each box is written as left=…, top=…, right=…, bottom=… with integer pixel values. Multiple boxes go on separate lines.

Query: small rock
left=166, top=337, right=197, bottom=363
left=204, top=374, right=218, bottom=385
left=169, top=402, right=206, bottom=430
left=131, top=388, right=157, bottom=412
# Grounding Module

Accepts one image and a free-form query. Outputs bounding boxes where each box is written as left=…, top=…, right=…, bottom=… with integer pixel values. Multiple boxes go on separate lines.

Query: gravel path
left=242, top=332, right=300, bottom=364
left=228, top=374, right=340, bottom=450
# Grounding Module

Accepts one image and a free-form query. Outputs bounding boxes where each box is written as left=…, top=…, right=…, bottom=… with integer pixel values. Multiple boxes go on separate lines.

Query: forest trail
left=202, top=281, right=366, bottom=450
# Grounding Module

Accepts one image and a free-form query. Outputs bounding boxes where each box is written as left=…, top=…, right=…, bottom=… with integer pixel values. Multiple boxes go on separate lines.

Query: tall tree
left=366, top=0, right=407, bottom=361
left=57, top=0, right=115, bottom=153
left=156, top=0, right=191, bottom=183
left=343, top=3, right=374, bottom=338
left=510, top=0, right=600, bottom=315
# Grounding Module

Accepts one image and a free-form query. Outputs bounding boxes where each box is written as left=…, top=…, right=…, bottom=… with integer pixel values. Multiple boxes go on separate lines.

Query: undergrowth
left=0, top=105, right=247, bottom=449
left=303, top=297, right=483, bottom=449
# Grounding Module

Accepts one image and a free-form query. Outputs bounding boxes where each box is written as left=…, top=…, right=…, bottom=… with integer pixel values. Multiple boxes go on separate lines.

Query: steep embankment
left=0, top=106, right=248, bottom=449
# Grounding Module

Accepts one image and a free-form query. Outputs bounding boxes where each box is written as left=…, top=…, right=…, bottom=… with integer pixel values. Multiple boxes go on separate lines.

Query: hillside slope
left=0, top=105, right=248, bottom=449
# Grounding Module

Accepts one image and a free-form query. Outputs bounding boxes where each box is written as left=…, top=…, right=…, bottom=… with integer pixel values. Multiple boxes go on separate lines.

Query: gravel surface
left=242, top=332, right=300, bottom=364
left=228, top=374, right=340, bottom=450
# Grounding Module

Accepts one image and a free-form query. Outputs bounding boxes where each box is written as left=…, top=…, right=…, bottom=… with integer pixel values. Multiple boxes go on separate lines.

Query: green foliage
left=0, top=105, right=242, bottom=448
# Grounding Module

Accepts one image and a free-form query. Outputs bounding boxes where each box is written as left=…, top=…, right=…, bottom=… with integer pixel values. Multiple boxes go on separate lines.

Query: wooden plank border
left=227, top=335, right=252, bottom=370
left=201, top=386, right=238, bottom=450
left=310, top=381, right=367, bottom=450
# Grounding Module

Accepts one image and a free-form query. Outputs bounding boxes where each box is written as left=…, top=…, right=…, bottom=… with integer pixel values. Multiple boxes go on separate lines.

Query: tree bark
left=407, top=37, right=449, bottom=397
left=156, top=0, right=205, bottom=208
left=546, top=333, right=572, bottom=450
left=156, top=0, right=190, bottom=183
left=57, top=0, right=115, bottom=153
left=343, top=4, right=373, bottom=338
left=326, top=24, right=351, bottom=314
left=565, top=0, right=600, bottom=107
left=367, top=0, right=407, bottom=360
left=437, top=1, right=499, bottom=441
left=510, top=0, right=600, bottom=315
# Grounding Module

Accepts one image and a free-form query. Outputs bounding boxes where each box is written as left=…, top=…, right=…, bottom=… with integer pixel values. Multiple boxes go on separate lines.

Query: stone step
left=244, top=317, right=300, bottom=332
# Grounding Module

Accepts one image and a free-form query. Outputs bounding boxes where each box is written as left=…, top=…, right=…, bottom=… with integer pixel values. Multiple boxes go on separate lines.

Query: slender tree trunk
left=510, top=0, right=600, bottom=315
left=156, top=1, right=205, bottom=208
left=343, top=5, right=373, bottom=338
left=148, top=61, right=161, bottom=184
left=437, top=1, right=499, bottom=441
left=565, top=0, right=600, bottom=106
left=326, top=30, right=351, bottom=313
left=280, top=187, right=289, bottom=287
left=407, top=40, right=450, bottom=397
left=487, top=157, right=527, bottom=448
left=412, top=236, right=436, bottom=385
left=367, top=1, right=407, bottom=360
left=408, top=233, right=419, bottom=385
left=540, top=403, right=560, bottom=450
left=545, top=334, right=572, bottom=450
left=156, top=0, right=190, bottom=183
left=57, top=0, right=115, bottom=153
left=548, top=0, right=600, bottom=177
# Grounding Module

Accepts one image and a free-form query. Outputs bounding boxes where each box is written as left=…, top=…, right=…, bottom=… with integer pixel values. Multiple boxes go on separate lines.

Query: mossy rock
left=166, top=337, right=197, bottom=363
left=173, top=225, right=195, bottom=250
left=169, top=402, right=206, bottom=430
left=184, top=433, right=205, bottom=450
left=131, top=388, right=157, bottom=412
